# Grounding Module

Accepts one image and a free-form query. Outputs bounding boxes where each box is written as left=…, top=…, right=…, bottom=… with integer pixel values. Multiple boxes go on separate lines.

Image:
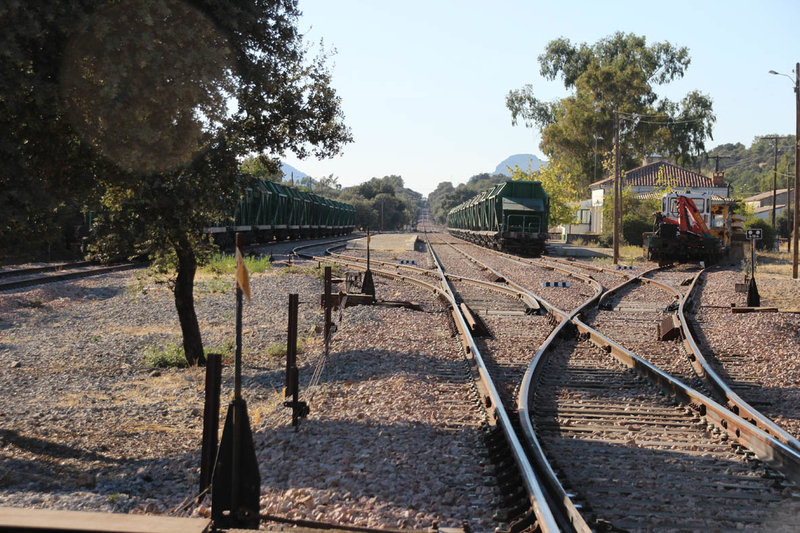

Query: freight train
left=446, top=180, right=550, bottom=256
left=204, top=179, right=355, bottom=247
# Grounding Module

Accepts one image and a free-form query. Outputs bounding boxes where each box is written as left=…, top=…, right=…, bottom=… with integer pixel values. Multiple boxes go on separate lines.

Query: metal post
left=283, top=294, right=308, bottom=429
left=286, top=293, right=298, bottom=397
left=613, top=109, right=620, bottom=265
left=788, top=162, right=793, bottom=253
left=794, top=62, right=799, bottom=278
left=747, top=236, right=760, bottom=307
left=290, top=366, right=300, bottom=429
left=234, top=234, right=243, bottom=402
left=362, top=227, right=375, bottom=298
left=200, top=353, right=221, bottom=495
left=231, top=233, right=244, bottom=515
left=324, top=266, right=332, bottom=357
left=211, top=237, right=260, bottom=528
left=771, top=137, right=778, bottom=229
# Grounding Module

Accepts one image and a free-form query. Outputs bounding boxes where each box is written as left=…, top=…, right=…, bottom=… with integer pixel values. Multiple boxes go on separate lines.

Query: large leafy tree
left=507, top=32, right=715, bottom=190
left=3, top=0, right=351, bottom=365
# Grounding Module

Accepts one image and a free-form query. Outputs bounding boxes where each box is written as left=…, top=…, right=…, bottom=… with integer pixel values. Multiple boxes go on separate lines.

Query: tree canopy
left=507, top=32, right=716, bottom=190
left=2, top=0, right=352, bottom=364
left=508, top=161, right=580, bottom=228
left=427, top=173, right=508, bottom=223
left=323, top=175, right=421, bottom=230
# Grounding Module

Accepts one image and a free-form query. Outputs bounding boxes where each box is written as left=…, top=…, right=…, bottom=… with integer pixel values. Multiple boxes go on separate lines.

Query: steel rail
left=422, top=232, right=560, bottom=533
left=434, top=235, right=800, bottom=517
left=678, top=270, right=800, bottom=453
left=316, top=235, right=562, bottom=532
left=440, top=240, right=603, bottom=315
left=592, top=265, right=800, bottom=452
left=0, top=261, right=94, bottom=279
left=0, top=262, right=142, bottom=291
left=570, top=312, right=800, bottom=482
left=290, top=236, right=363, bottom=260
left=445, top=246, right=606, bottom=533
left=475, top=257, right=800, bottom=528
left=522, top=267, right=800, bottom=504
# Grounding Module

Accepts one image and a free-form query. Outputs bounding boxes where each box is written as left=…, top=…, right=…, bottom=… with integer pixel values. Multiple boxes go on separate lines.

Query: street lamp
left=769, top=64, right=800, bottom=279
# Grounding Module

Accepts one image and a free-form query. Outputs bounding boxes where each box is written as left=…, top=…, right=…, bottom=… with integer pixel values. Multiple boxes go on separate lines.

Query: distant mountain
left=281, top=162, right=309, bottom=182
left=494, top=154, right=545, bottom=176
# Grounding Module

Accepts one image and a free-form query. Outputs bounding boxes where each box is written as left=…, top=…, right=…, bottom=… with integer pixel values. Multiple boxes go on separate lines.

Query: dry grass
left=590, top=245, right=646, bottom=267
left=750, top=250, right=800, bottom=312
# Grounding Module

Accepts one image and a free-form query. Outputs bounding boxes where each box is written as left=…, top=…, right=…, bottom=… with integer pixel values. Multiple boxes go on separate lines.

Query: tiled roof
left=634, top=191, right=735, bottom=203
left=753, top=203, right=787, bottom=214
left=743, top=188, right=790, bottom=202
left=590, top=161, right=719, bottom=189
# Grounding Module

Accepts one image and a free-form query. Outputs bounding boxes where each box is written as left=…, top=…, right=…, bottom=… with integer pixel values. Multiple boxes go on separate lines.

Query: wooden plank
left=0, top=507, right=211, bottom=533
left=730, top=306, right=779, bottom=313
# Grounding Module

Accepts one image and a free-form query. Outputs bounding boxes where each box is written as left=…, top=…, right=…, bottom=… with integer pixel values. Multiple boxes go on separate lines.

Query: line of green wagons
left=204, top=179, right=355, bottom=246
left=446, top=180, right=550, bottom=256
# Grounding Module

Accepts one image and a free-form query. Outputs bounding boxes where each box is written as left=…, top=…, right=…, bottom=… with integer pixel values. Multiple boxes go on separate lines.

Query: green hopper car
left=205, top=179, right=355, bottom=247
left=446, top=180, right=549, bottom=256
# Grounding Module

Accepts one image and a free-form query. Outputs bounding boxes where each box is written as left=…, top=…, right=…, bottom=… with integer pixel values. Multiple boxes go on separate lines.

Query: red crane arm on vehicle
left=662, top=196, right=712, bottom=236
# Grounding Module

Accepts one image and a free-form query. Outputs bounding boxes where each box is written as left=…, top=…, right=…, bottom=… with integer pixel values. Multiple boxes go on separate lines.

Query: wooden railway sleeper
left=505, top=508, right=536, bottom=533
left=493, top=500, right=533, bottom=530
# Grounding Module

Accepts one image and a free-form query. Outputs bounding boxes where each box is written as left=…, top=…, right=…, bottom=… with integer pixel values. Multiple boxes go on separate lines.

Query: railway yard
left=2, top=228, right=800, bottom=532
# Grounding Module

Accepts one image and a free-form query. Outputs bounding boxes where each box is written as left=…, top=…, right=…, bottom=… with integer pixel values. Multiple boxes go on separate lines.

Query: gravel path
left=0, top=261, right=499, bottom=531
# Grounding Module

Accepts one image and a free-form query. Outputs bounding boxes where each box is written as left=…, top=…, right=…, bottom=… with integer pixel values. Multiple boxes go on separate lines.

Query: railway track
left=296, top=228, right=800, bottom=530
left=300, top=233, right=561, bottom=530
left=0, top=261, right=142, bottom=291
left=435, top=229, right=800, bottom=530
left=6, top=224, right=800, bottom=531
left=531, top=334, right=799, bottom=531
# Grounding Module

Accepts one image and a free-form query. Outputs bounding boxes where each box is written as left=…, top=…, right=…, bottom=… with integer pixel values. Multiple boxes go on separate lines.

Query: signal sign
left=746, top=229, right=763, bottom=240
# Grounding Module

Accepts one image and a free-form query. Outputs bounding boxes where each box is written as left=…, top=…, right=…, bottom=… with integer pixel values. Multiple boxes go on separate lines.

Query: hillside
left=702, top=136, right=795, bottom=197
left=494, top=153, right=545, bottom=176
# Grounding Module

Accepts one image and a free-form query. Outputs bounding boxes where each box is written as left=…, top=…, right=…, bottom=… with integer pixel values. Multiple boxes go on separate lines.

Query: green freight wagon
left=203, top=177, right=355, bottom=247
left=446, top=180, right=549, bottom=256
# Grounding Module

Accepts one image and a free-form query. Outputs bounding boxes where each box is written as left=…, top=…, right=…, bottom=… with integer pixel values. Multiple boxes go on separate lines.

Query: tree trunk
left=174, top=240, right=206, bottom=366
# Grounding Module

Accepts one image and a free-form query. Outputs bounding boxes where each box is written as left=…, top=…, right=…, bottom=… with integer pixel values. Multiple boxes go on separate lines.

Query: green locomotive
left=446, top=180, right=550, bottom=256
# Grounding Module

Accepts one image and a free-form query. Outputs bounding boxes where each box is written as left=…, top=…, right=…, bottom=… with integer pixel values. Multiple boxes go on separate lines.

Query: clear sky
left=281, top=0, right=800, bottom=196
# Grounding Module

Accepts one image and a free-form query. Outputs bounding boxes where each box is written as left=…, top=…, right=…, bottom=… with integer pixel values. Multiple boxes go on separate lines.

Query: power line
left=707, top=155, right=730, bottom=172
left=617, top=111, right=711, bottom=125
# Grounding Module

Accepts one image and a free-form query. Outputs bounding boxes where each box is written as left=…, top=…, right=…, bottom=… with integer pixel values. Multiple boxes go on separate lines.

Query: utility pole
left=613, top=109, right=620, bottom=265
left=762, top=136, right=781, bottom=229
left=794, top=61, right=799, bottom=279
left=707, top=155, right=730, bottom=172
left=593, top=134, right=603, bottom=182
left=789, top=157, right=793, bottom=253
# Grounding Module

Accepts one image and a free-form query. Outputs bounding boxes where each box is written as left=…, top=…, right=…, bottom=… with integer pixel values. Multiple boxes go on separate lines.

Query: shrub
left=203, top=253, right=272, bottom=276
left=622, top=214, right=653, bottom=246
left=143, top=342, right=188, bottom=368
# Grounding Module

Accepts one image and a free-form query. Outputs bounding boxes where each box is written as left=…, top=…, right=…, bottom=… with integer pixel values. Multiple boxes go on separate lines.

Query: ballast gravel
left=0, top=262, right=498, bottom=531
left=691, top=267, right=800, bottom=439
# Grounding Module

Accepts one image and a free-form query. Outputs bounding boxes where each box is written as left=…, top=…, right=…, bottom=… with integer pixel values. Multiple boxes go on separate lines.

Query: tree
left=3, top=0, right=351, bottom=365
left=427, top=174, right=508, bottom=224
left=240, top=155, right=282, bottom=182
left=507, top=32, right=715, bottom=190
left=508, top=160, right=580, bottom=228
